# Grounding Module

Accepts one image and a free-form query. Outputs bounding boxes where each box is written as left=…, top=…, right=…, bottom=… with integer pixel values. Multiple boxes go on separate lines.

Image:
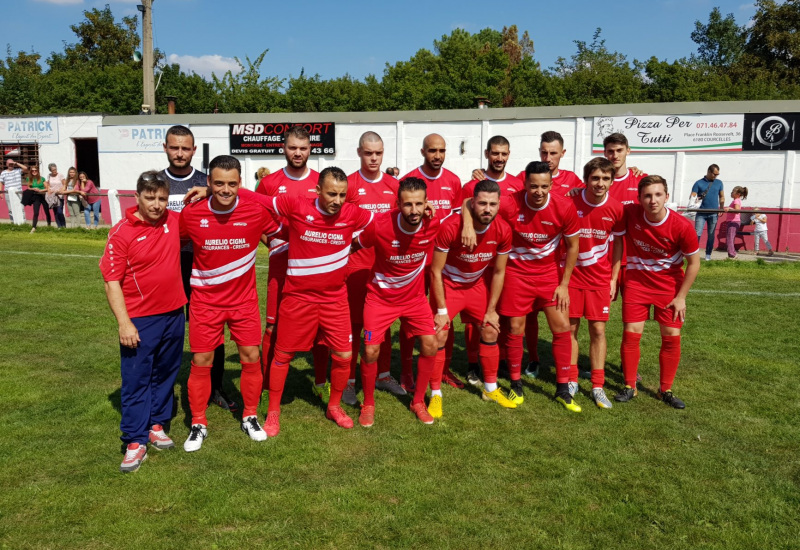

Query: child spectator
left=724, top=186, right=748, bottom=259
left=752, top=207, right=774, bottom=256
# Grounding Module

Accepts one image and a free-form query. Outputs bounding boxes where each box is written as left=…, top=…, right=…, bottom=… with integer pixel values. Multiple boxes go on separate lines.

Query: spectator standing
left=724, top=186, right=748, bottom=259
left=751, top=208, right=775, bottom=256
left=78, top=171, right=101, bottom=229
left=46, top=163, right=66, bottom=228
left=25, top=166, right=51, bottom=232
left=63, top=167, right=81, bottom=227
left=0, top=159, right=29, bottom=223
left=690, top=165, right=725, bottom=261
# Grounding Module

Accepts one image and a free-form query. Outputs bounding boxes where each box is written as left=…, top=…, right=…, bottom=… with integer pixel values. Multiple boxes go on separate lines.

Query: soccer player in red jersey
left=100, top=171, right=186, bottom=472
left=247, top=167, right=373, bottom=436
left=604, top=132, right=646, bottom=207
left=566, top=158, right=625, bottom=409
left=398, top=134, right=462, bottom=391
left=355, top=178, right=441, bottom=427
left=180, top=156, right=283, bottom=451
left=429, top=179, right=516, bottom=417
left=457, top=136, right=522, bottom=384
left=614, top=176, right=700, bottom=409
left=346, top=132, right=404, bottom=398
left=463, top=161, right=581, bottom=412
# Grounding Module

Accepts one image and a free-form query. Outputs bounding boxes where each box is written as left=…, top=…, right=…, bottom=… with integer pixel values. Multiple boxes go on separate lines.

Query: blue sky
left=7, top=0, right=757, bottom=81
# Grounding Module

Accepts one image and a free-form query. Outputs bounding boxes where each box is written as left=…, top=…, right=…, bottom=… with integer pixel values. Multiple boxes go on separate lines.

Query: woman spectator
left=77, top=171, right=101, bottom=229
left=46, top=163, right=66, bottom=228
left=25, top=166, right=50, bottom=233
left=63, top=167, right=81, bottom=228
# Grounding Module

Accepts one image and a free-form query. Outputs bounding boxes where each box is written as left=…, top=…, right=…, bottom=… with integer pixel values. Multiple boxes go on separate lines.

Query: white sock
left=377, top=372, right=389, bottom=380
left=485, top=382, right=498, bottom=392
left=431, top=389, right=442, bottom=397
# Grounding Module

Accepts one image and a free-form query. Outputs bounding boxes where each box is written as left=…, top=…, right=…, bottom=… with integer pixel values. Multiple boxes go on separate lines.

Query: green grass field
left=1, top=224, right=799, bottom=549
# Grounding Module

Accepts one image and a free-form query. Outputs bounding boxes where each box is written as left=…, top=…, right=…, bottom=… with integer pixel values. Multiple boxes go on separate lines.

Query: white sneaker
left=568, top=381, right=579, bottom=397
left=241, top=415, right=267, bottom=441
left=592, top=387, right=613, bottom=409
left=705, top=254, right=711, bottom=261
left=183, top=424, right=207, bottom=452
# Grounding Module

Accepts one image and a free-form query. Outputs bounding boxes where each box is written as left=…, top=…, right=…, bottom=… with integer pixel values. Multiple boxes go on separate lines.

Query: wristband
left=437, top=308, right=448, bottom=316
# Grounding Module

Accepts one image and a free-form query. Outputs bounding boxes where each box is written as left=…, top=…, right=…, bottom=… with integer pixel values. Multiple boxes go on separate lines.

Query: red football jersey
left=435, top=214, right=512, bottom=289
left=100, top=208, right=186, bottom=319
left=179, top=195, right=282, bottom=309
left=567, top=190, right=625, bottom=290
left=258, top=192, right=373, bottom=302
left=609, top=169, right=646, bottom=206
left=516, top=169, right=583, bottom=197
left=498, top=191, right=580, bottom=280
left=402, top=166, right=462, bottom=219
left=623, top=204, right=699, bottom=294
left=357, top=211, right=441, bottom=304
left=459, top=173, right=523, bottom=204
left=347, top=170, right=399, bottom=271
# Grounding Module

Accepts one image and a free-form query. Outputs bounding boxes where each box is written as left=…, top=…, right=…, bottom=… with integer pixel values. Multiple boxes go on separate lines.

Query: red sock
left=659, top=335, right=681, bottom=393
left=569, top=364, right=579, bottom=384
left=506, top=333, right=524, bottom=381
left=361, top=359, right=378, bottom=407
left=399, top=326, right=415, bottom=383
left=349, top=323, right=362, bottom=379
left=329, top=354, right=350, bottom=407
left=240, top=361, right=262, bottom=418
left=466, top=323, right=480, bottom=363
left=590, top=368, right=605, bottom=389
left=621, top=331, right=642, bottom=388
left=413, top=353, right=436, bottom=405
left=479, top=341, right=499, bottom=383
left=188, top=362, right=211, bottom=425
left=430, top=347, right=446, bottom=390
left=268, top=350, right=293, bottom=413
left=525, top=312, right=540, bottom=362
left=377, top=333, right=392, bottom=375
left=552, top=330, right=572, bottom=384
left=312, top=343, right=329, bottom=385
left=443, top=329, right=455, bottom=375
left=261, top=329, right=276, bottom=390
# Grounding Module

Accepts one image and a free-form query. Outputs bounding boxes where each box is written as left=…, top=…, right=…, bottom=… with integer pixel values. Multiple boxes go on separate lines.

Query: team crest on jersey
left=358, top=188, right=367, bottom=195
left=517, top=214, right=526, bottom=222
left=306, top=215, right=315, bottom=222
left=233, top=222, right=248, bottom=226
left=602, top=217, right=613, bottom=222
left=200, top=219, right=209, bottom=228
left=335, top=222, right=347, bottom=227
left=577, top=210, right=584, bottom=218
left=542, top=221, right=554, bottom=226
left=634, top=224, right=642, bottom=230
left=420, top=239, right=429, bottom=244
left=278, top=185, right=287, bottom=193
left=391, top=240, right=400, bottom=247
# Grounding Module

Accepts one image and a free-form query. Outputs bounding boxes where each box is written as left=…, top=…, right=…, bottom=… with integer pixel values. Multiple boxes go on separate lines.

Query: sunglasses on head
left=140, top=173, right=167, bottom=183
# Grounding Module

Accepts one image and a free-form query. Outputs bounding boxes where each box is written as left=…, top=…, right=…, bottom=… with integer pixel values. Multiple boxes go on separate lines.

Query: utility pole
left=139, top=0, right=155, bottom=114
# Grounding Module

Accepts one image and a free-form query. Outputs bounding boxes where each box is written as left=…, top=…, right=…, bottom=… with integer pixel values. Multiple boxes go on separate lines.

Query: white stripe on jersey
left=190, top=250, right=257, bottom=287
left=626, top=251, right=684, bottom=272
left=287, top=245, right=350, bottom=268
left=443, top=263, right=488, bottom=284
left=576, top=239, right=611, bottom=267
left=373, top=257, right=426, bottom=289
left=508, top=234, right=562, bottom=261
left=286, top=246, right=351, bottom=277
left=191, top=249, right=257, bottom=278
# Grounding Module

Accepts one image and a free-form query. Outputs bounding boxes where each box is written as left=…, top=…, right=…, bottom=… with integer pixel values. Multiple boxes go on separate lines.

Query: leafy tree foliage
left=691, top=7, right=746, bottom=67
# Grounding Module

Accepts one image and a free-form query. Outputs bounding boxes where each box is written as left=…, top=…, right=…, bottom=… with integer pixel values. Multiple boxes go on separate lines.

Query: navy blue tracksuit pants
left=119, top=308, right=185, bottom=445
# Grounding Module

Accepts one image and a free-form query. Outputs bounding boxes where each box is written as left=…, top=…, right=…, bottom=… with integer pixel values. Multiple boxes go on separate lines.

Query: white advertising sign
left=592, top=114, right=745, bottom=153
left=98, top=125, right=175, bottom=153
left=0, top=117, right=59, bottom=144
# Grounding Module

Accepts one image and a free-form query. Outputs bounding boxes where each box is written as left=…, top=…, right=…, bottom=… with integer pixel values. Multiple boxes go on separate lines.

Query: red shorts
left=189, top=300, right=262, bottom=352
left=265, top=253, right=288, bottom=324
left=364, top=292, right=435, bottom=345
left=346, top=267, right=370, bottom=325
left=435, top=280, right=489, bottom=324
left=275, top=294, right=352, bottom=353
left=569, top=287, right=611, bottom=321
left=497, top=271, right=557, bottom=317
left=621, top=281, right=684, bottom=328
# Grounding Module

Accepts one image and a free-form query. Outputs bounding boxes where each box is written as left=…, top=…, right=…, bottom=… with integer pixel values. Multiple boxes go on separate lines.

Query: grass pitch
left=0, top=224, right=798, bottom=549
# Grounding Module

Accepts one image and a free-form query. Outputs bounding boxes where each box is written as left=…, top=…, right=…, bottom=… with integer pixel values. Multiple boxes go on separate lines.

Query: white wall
left=35, top=115, right=102, bottom=175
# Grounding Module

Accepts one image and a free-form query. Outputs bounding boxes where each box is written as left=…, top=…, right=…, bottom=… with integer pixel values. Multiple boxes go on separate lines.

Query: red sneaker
left=326, top=405, right=354, bottom=429
left=119, top=443, right=147, bottom=473
left=148, top=424, right=175, bottom=450
left=442, top=370, right=465, bottom=389
left=359, top=405, right=375, bottom=428
left=409, top=402, right=434, bottom=425
left=264, top=411, right=281, bottom=437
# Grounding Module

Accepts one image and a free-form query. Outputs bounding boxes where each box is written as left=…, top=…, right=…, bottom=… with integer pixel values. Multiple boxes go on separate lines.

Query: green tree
left=155, top=64, right=218, bottom=114
left=690, top=7, right=746, bottom=67
left=211, top=51, right=283, bottom=113
left=742, top=0, right=800, bottom=81
left=0, top=49, right=44, bottom=114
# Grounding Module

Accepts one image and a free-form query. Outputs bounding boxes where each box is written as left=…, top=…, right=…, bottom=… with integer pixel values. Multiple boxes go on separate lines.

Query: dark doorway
left=75, top=138, right=100, bottom=187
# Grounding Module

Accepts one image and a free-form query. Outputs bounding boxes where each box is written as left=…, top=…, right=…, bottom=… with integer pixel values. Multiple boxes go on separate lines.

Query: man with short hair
left=180, top=155, right=283, bottom=452
left=463, top=161, right=581, bottom=412
left=603, top=132, right=646, bottom=207
left=429, top=179, right=515, bottom=416
left=100, top=171, right=186, bottom=473
left=690, top=164, right=725, bottom=261
left=566, top=158, right=625, bottom=409
left=356, top=178, right=442, bottom=426
left=249, top=167, right=373, bottom=436
left=161, top=125, right=235, bottom=412
left=0, top=158, right=29, bottom=222
left=399, top=134, right=462, bottom=390
left=615, top=175, right=700, bottom=409
left=346, top=132, right=403, bottom=398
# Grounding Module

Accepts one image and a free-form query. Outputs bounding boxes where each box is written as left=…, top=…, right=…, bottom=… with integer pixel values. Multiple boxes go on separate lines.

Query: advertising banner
left=98, top=125, right=174, bottom=153
left=0, top=117, right=59, bottom=144
left=592, top=114, right=744, bottom=153
left=229, top=122, right=335, bottom=155
left=743, top=113, right=800, bottom=151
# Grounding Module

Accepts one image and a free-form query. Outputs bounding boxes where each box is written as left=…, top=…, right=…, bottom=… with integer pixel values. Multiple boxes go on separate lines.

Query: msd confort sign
left=229, top=122, right=335, bottom=155
left=592, top=114, right=745, bottom=153
left=0, top=117, right=59, bottom=144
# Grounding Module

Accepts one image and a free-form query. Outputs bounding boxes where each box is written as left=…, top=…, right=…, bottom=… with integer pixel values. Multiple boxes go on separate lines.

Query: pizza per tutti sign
left=229, top=122, right=335, bottom=155
left=592, top=114, right=744, bottom=153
